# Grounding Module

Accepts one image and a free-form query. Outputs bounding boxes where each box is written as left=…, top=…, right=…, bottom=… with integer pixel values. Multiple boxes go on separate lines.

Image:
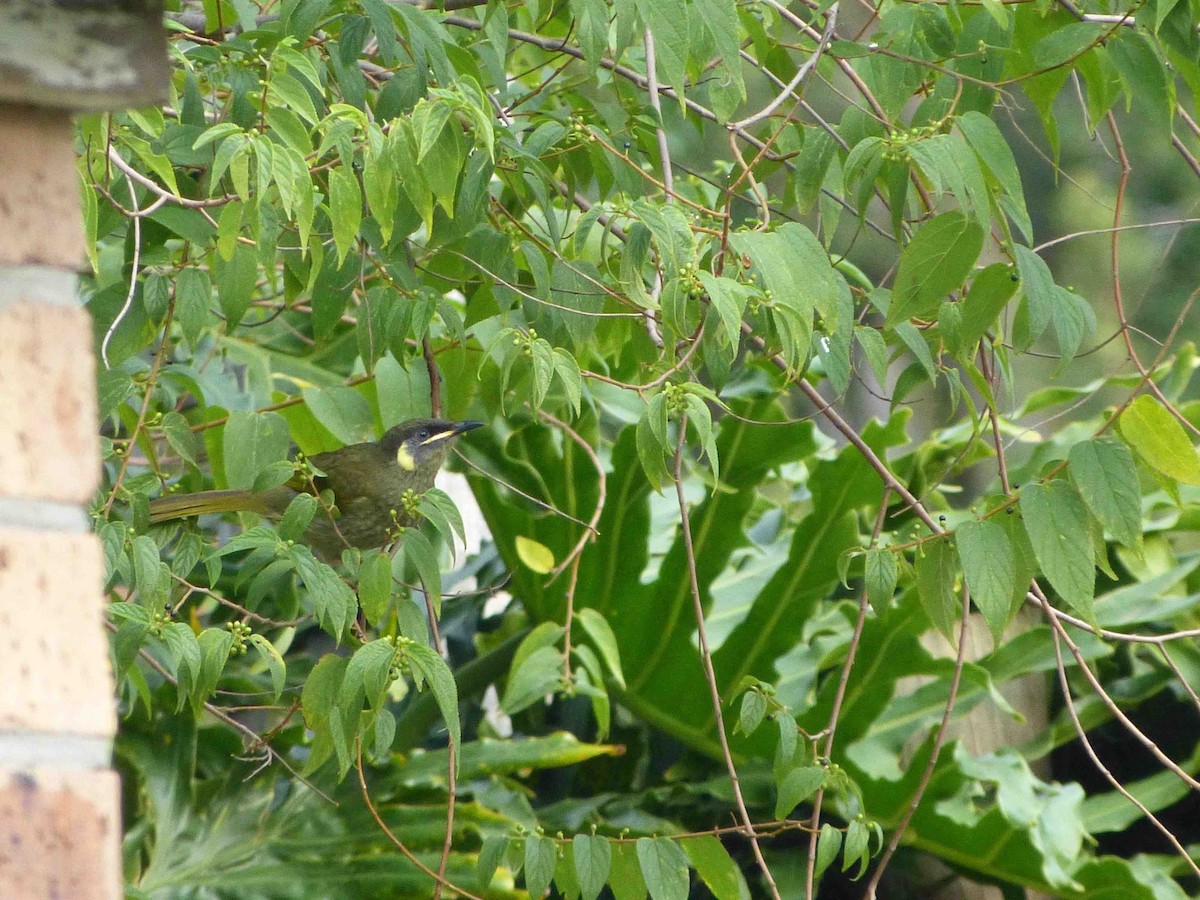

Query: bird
left=148, top=418, right=484, bottom=560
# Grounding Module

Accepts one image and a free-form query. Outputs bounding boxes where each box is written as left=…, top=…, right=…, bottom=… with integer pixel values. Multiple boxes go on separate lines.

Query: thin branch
left=731, top=3, right=839, bottom=130
left=101, top=172, right=143, bottom=370
left=1048, top=610, right=1200, bottom=880
left=673, top=417, right=783, bottom=900
left=355, top=740, right=486, bottom=900
left=537, top=408, right=606, bottom=582
left=806, top=489, right=890, bottom=899
left=862, top=583, right=972, bottom=897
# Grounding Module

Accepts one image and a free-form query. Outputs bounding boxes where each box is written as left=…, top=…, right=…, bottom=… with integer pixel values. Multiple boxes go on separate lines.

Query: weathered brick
left=0, top=767, right=120, bottom=900
left=0, top=105, right=85, bottom=268
left=0, top=529, right=115, bottom=738
left=0, top=302, right=100, bottom=504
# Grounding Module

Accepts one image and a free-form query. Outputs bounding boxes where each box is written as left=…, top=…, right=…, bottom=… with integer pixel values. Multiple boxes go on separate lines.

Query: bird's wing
left=306, top=442, right=389, bottom=507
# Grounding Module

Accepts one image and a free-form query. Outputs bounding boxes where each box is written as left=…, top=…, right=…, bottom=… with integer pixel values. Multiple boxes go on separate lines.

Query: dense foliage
left=88, top=0, right=1200, bottom=896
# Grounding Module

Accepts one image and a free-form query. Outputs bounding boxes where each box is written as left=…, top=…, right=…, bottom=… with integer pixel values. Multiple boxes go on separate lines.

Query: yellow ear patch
left=420, top=430, right=454, bottom=445
left=396, top=444, right=416, bottom=471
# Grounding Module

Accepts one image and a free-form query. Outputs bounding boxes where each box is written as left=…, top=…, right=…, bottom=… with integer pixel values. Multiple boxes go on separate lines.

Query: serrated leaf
left=406, top=642, right=461, bottom=749
left=1120, top=394, right=1200, bottom=485
left=357, top=550, right=394, bottom=625
left=636, top=837, right=690, bottom=900
left=1020, top=481, right=1096, bottom=622
left=864, top=548, right=897, bottom=608
left=288, top=545, right=357, bottom=640
left=277, top=492, right=318, bottom=542
left=524, top=834, right=557, bottom=898
left=328, top=166, right=362, bottom=267
left=574, top=833, right=612, bottom=900
left=956, top=519, right=1016, bottom=647
left=1012, top=244, right=1057, bottom=348
left=887, top=211, right=984, bottom=325
left=160, top=411, right=202, bottom=469
left=916, top=537, right=960, bottom=642
left=1069, top=437, right=1142, bottom=549
left=223, top=411, right=292, bottom=492
left=248, top=633, right=286, bottom=701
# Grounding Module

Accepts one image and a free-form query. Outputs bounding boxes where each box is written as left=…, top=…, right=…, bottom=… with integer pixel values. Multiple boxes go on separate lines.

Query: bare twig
left=673, top=417, right=783, bottom=900
left=355, top=740, right=486, bottom=900
left=862, top=583, right=972, bottom=897
left=806, top=490, right=890, bottom=899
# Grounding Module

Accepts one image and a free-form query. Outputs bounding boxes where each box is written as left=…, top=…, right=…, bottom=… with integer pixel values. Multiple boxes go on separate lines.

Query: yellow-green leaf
left=516, top=535, right=556, bottom=574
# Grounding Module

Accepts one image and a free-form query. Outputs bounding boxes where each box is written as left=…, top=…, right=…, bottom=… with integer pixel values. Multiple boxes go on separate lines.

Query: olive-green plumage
left=149, top=418, right=483, bottom=560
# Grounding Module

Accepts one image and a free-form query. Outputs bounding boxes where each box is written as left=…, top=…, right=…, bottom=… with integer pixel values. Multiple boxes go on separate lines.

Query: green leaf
left=738, top=690, right=767, bottom=736
left=573, top=833, right=612, bottom=900
left=569, top=0, right=610, bottom=68
left=288, top=545, right=357, bottom=640
left=680, top=835, right=746, bottom=900
left=160, top=411, right=202, bottom=469
left=1020, top=480, right=1096, bottom=622
left=161, top=622, right=201, bottom=699
left=775, top=766, right=825, bottom=819
left=633, top=0, right=689, bottom=98
left=958, top=263, right=1018, bottom=350
left=957, top=111, right=1032, bottom=241
left=477, top=834, right=509, bottom=887
left=328, top=166, right=362, bottom=268
left=636, top=837, right=690, bottom=900
left=887, top=211, right=984, bottom=325
left=192, top=627, right=235, bottom=715
left=357, top=550, right=394, bottom=626
left=277, top=492, right=318, bottom=542
left=248, top=634, right=287, bottom=701
left=303, top=386, right=375, bottom=446
left=1012, top=244, right=1057, bottom=348
left=502, top=644, right=563, bottom=714
left=132, top=547, right=168, bottom=609
left=214, top=244, right=257, bottom=327
left=813, top=823, right=843, bottom=884
left=175, top=267, right=212, bottom=348
left=223, top=410, right=291, bottom=491
left=575, top=608, right=626, bottom=689
left=524, top=834, right=558, bottom=898
left=698, top=272, right=750, bottom=357
left=405, top=642, right=461, bottom=749
left=956, top=519, right=1016, bottom=646
left=916, top=537, right=960, bottom=642
left=1069, top=437, right=1142, bottom=549
left=1120, top=394, right=1200, bottom=485
left=610, top=841, right=649, bottom=900
left=398, top=529, right=441, bottom=615
left=842, top=818, right=870, bottom=878
left=516, top=535, right=556, bottom=574
left=864, top=548, right=897, bottom=608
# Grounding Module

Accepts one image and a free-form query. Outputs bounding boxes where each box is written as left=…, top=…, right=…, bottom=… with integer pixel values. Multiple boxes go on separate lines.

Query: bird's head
left=379, top=418, right=484, bottom=473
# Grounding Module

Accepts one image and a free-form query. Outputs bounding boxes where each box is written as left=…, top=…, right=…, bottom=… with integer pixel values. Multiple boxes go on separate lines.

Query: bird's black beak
left=452, top=420, right=485, bottom=434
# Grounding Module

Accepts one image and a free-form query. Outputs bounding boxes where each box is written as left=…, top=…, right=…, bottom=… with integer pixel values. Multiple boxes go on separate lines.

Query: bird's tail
left=149, top=489, right=268, bottom=524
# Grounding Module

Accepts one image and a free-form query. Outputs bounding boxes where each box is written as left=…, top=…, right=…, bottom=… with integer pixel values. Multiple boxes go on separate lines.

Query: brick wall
left=0, top=105, right=120, bottom=900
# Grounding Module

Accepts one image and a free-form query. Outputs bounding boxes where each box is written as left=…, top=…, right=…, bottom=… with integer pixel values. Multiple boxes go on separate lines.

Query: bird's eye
left=419, top=429, right=429, bottom=440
